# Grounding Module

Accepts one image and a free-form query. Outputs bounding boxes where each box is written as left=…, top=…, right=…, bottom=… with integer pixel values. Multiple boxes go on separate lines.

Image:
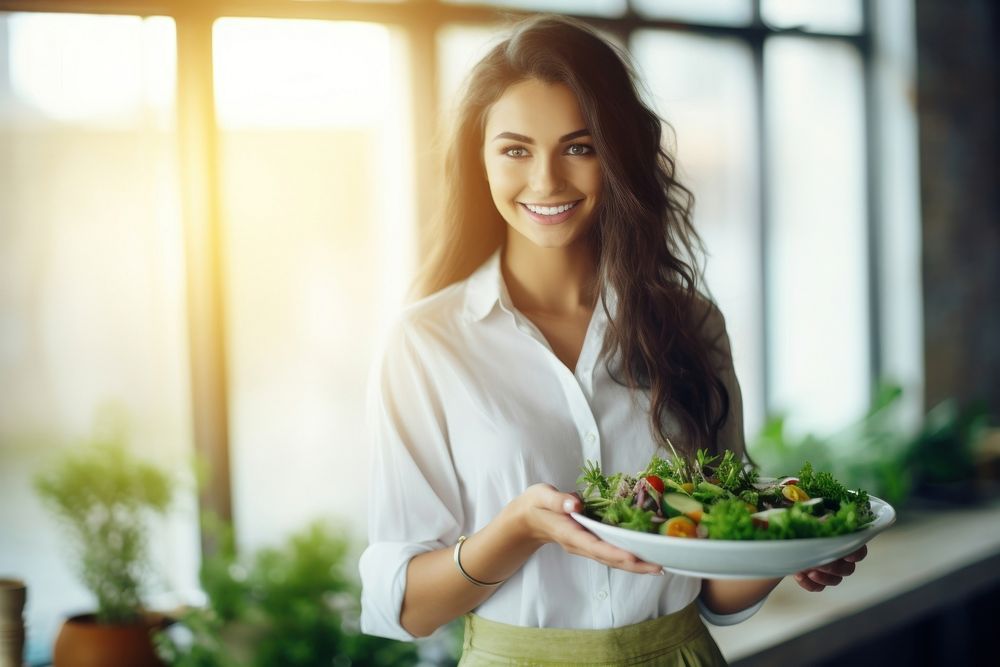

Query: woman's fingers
left=521, top=484, right=661, bottom=574
left=794, top=557, right=856, bottom=590
left=844, top=544, right=868, bottom=563
left=813, top=558, right=856, bottom=577
left=793, top=572, right=826, bottom=592
left=793, top=544, right=869, bottom=592
left=562, top=522, right=662, bottom=574
left=793, top=569, right=843, bottom=591
left=562, top=494, right=582, bottom=514
left=805, top=569, right=843, bottom=587
left=525, top=483, right=581, bottom=514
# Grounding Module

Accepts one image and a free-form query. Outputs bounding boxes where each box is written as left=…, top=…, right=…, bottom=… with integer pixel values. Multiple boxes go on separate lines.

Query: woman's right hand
left=508, top=483, right=664, bottom=575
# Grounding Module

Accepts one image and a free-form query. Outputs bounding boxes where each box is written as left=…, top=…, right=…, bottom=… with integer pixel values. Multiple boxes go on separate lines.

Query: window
left=212, top=17, right=414, bottom=552
left=0, top=12, right=199, bottom=661
left=764, top=36, right=870, bottom=432
left=630, top=29, right=763, bottom=434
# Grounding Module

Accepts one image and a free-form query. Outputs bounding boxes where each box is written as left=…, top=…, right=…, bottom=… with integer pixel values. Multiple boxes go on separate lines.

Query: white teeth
left=524, top=201, right=577, bottom=215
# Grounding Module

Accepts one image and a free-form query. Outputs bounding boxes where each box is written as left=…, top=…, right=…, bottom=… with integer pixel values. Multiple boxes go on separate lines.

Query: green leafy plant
left=34, top=437, right=173, bottom=624
left=750, top=383, right=991, bottom=508
left=156, top=519, right=427, bottom=667
left=906, top=399, right=989, bottom=489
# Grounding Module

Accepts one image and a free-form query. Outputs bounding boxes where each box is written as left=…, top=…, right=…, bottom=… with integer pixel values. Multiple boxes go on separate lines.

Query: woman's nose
left=529, top=156, right=564, bottom=195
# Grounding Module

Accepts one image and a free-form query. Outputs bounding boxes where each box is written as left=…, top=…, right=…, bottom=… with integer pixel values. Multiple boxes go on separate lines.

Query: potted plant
left=155, top=518, right=431, bottom=667
left=35, top=435, right=174, bottom=667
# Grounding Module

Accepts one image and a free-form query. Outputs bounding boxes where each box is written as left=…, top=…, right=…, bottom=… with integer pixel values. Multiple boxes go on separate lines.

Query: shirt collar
left=462, top=249, right=509, bottom=323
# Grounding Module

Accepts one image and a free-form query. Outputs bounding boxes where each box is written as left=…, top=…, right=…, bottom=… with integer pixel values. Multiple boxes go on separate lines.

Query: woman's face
left=482, top=79, right=603, bottom=250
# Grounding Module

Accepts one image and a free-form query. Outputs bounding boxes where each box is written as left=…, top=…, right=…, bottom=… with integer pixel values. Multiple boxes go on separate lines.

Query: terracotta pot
left=52, top=613, right=168, bottom=667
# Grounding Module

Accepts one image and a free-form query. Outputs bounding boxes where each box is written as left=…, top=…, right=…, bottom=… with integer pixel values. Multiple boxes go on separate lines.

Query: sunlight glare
left=8, top=13, right=175, bottom=126
left=213, top=19, right=393, bottom=129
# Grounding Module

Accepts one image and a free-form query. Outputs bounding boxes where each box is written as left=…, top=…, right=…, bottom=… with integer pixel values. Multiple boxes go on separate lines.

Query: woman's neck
left=501, top=232, right=599, bottom=317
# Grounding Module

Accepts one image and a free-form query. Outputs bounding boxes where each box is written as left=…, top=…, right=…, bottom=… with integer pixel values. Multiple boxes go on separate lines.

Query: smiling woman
left=360, top=14, right=805, bottom=667
left=359, top=15, right=873, bottom=666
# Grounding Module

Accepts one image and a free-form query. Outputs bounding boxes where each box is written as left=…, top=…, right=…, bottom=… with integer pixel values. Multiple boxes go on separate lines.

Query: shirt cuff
left=359, top=540, right=439, bottom=641
left=697, top=594, right=769, bottom=626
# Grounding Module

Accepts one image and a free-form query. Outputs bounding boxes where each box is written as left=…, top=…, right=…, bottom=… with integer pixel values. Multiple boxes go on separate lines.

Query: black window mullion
left=861, top=0, right=882, bottom=394
left=752, top=0, right=773, bottom=416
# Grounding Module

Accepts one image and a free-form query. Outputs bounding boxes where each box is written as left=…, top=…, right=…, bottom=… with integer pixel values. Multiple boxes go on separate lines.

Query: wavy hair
left=416, top=15, right=730, bottom=454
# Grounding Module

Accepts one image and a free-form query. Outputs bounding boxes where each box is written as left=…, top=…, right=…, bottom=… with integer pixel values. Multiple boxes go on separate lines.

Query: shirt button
left=596, top=590, right=608, bottom=601
left=585, top=432, right=596, bottom=444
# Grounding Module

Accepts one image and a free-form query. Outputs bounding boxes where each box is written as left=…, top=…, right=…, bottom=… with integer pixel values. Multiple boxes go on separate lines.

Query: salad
left=577, top=445, right=875, bottom=541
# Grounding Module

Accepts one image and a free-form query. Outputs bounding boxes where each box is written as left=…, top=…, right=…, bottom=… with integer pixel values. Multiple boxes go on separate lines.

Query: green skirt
left=458, top=602, right=727, bottom=666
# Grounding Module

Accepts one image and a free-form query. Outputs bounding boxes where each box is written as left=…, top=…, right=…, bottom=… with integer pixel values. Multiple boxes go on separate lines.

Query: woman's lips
left=518, top=201, right=582, bottom=225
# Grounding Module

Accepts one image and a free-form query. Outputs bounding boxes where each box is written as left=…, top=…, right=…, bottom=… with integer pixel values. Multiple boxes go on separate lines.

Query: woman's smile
left=518, top=200, right=583, bottom=224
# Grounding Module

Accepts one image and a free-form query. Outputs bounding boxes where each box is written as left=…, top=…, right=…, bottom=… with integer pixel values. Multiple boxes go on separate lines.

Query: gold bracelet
left=453, top=535, right=506, bottom=587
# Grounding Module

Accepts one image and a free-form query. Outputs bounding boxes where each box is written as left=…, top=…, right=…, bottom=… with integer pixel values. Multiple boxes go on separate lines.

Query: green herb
left=701, top=499, right=756, bottom=540
left=738, top=489, right=760, bottom=507
left=695, top=449, right=719, bottom=480
left=579, top=460, right=609, bottom=499
left=713, top=450, right=758, bottom=493
left=797, top=462, right=850, bottom=503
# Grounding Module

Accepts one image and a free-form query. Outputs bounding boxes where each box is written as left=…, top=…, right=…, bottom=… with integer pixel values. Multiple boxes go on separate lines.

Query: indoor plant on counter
left=155, top=518, right=427, bottom=667
left=35, top=435, right=174, bottom=666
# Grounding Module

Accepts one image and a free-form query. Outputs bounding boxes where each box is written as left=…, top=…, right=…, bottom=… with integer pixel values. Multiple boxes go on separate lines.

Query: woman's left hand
left=793, top=544, right=868, bottom=592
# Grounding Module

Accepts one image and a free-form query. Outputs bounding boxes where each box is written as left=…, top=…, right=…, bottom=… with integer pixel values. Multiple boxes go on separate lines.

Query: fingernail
left=649, top=568, right=664, bottom=576
left=563, top=499, right=576, bottom=513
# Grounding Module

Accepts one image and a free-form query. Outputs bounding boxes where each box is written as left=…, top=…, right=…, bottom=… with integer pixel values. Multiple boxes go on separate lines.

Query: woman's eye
left=566, top=144, right=594, bottom=156
left=504, top=146, right=529, bottom=158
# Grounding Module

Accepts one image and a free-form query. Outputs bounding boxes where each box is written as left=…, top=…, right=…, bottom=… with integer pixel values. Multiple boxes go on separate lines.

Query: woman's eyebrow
left=492, top=129, right=591, bottom=144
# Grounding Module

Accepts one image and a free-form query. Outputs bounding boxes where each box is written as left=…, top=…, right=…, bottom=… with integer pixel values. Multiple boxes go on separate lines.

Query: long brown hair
left=416, top=15, right=730, bottom=454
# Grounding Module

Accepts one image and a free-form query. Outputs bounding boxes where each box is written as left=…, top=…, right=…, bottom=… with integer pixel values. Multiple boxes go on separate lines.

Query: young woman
left=359, top=15, right=865, bottom=666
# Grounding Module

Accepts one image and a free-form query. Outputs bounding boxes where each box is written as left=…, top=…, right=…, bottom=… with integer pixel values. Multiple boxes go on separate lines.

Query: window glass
left=0, top=13, right=198, bottom=663
left=631, top=30, right=763, bottom=437
left=444, top=0, right=626, bottom=17
left=761, top=0, right=863, bottom=34
left=765, top=36, right=869, bottom=433
left=437, top=23, right=505, bottom=118
left=632, top=0, right=752, bottom=26
left=213, top=18, right=415, bottom=553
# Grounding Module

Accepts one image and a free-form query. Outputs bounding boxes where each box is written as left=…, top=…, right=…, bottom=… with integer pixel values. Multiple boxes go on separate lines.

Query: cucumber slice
left=665, top=478, right=688, bottom=494
left=663, top=493, right=703, bottom=517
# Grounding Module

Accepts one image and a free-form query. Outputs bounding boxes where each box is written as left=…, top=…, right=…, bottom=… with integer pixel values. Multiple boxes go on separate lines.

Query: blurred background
left=0, top=0, right=997, bottom=665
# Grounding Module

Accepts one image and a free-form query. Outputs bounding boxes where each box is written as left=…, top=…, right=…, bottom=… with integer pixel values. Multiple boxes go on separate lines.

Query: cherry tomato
left=644, top=475, right=665, bottom=493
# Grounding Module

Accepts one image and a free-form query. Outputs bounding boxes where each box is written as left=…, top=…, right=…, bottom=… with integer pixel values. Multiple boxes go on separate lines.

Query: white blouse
left=359, top=251, right=764, bottom=642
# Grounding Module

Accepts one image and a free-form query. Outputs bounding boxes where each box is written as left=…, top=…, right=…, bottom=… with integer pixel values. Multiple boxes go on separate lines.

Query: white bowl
left=571, top=495, right=896, bottom=579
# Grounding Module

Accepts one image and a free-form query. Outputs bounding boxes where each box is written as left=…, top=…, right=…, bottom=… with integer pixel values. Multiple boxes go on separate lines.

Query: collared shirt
left=359, top=251, right=762, bottom=641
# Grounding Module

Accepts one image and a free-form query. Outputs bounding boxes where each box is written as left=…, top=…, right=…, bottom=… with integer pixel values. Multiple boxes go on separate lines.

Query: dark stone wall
left=916, top=0, right=1000, bottom=419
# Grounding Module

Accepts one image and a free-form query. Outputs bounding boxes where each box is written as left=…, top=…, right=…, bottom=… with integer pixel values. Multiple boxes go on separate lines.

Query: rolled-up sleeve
left=358, top=319, right=464, bottom=641
left=697, top=594, right=769, bottom=626
left=358, top=541, right=438, bottom=640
